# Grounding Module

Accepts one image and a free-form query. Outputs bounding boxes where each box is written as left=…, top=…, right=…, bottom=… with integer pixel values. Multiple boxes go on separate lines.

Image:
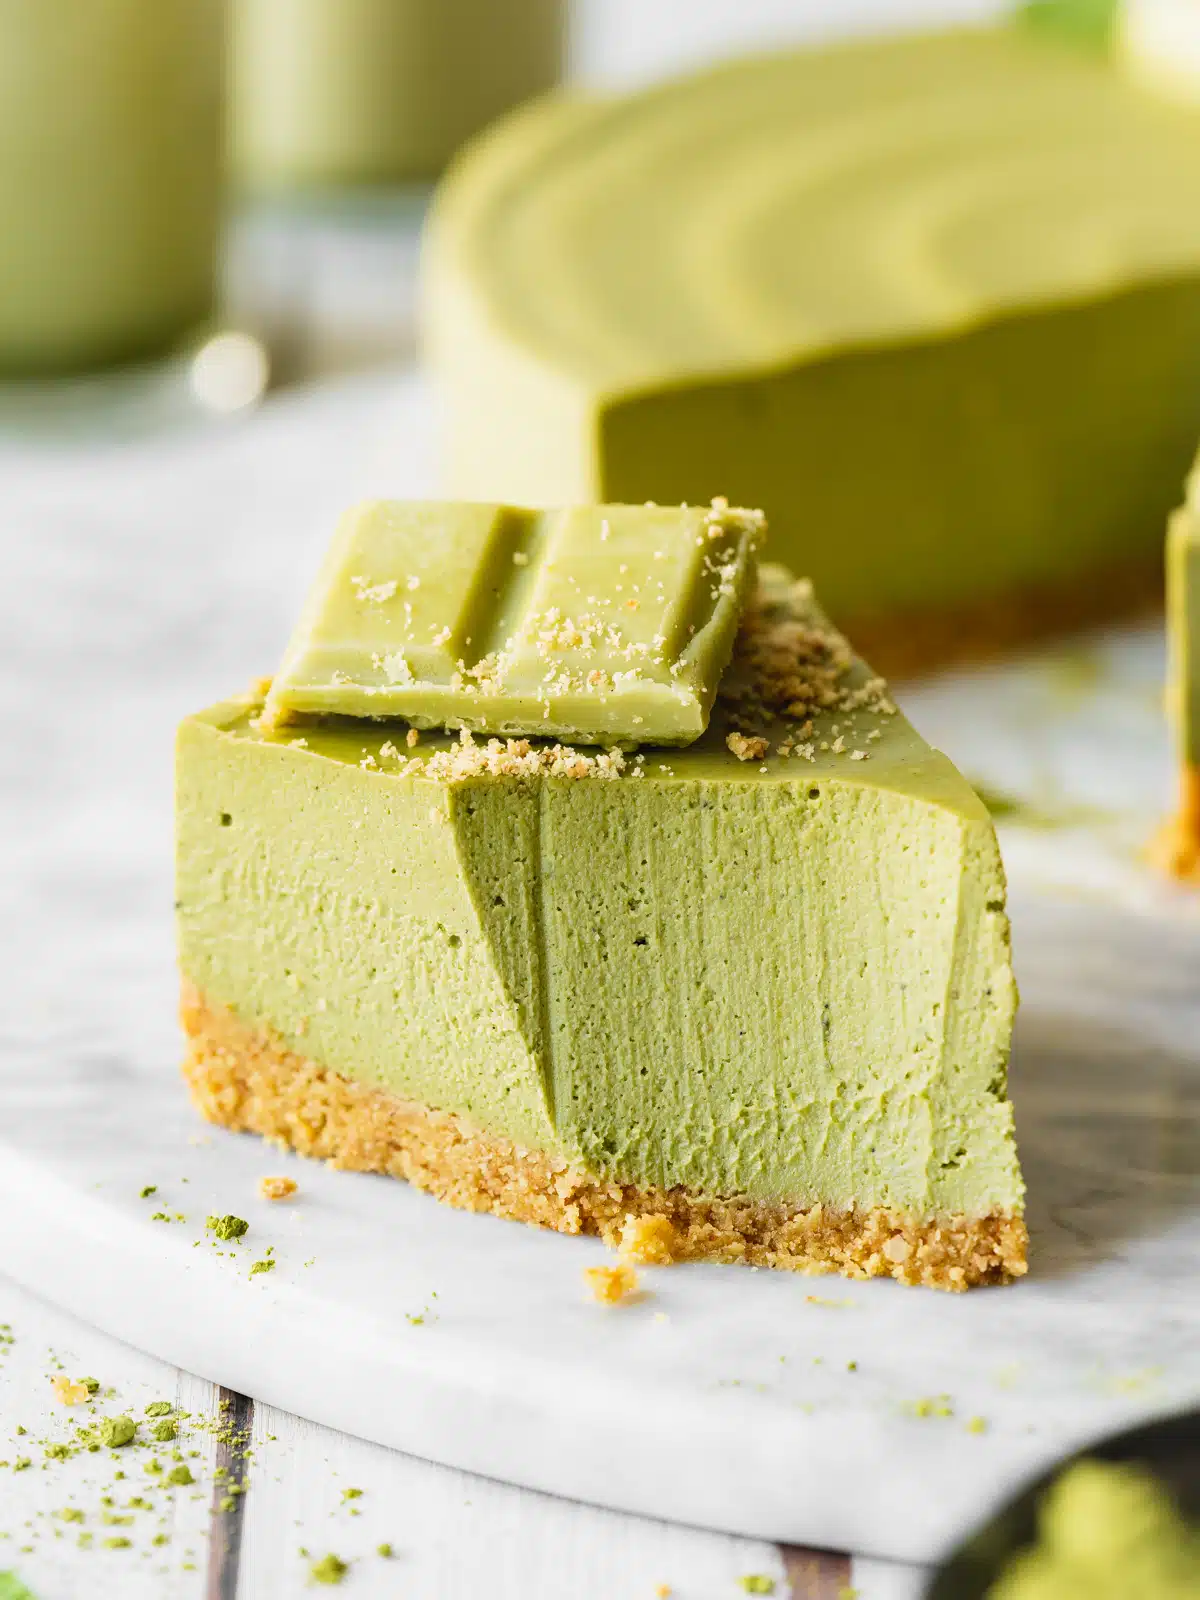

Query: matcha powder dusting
left=310, top=1552, right=349, bottom=1585
left=93, top=1415, right=137, bottom=1448
left=206, top=1214, right=249, bottom=1242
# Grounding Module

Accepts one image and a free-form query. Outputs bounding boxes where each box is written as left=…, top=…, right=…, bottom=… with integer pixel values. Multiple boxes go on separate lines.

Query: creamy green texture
left=1168, top=464, right=1200, bottom=766
left=425, top=28, right=1200, bottom=623
left=988, top=1458, right=1200, bottom=1599
left=177, top=584, right=1021, bottom=1215
left=263, top=499, right=762, bottom=745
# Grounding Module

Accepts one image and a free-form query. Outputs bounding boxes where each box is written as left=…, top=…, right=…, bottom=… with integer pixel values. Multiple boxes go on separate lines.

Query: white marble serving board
left=1, top=371, right=1199, bottom=1567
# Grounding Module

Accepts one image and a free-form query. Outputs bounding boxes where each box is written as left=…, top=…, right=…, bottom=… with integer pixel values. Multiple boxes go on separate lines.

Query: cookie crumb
left=584, top=1263, right=639, bottom=1304
left=726, top=731, right=769, bottom=762
left=259, top=1175, right=297, bottom=1202
left=619, top=1214, right=682, bottom=1267
left=50, top=1376, right=89, bottom=1406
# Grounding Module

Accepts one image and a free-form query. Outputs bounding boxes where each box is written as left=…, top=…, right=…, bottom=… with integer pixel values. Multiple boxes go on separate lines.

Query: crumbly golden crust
left=845, top=552, right=1162, bottom=681
left=181, top=986, right=1026, bottom=1291
left=1148, top=764, right=1200, bottom=885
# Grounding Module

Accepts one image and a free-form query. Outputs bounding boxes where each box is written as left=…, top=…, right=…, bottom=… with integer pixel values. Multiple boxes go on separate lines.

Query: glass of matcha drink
left=0, top=0, right=226, bottom=379
left=230, top=0, right=564, bottom=190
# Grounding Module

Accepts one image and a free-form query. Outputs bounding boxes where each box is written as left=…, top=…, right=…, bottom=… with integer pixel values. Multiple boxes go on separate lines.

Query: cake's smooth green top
left=263, top=498, right=762, bottom=745
left=988, top=1458, right=1200, bottom=1599
left=178, top=569, right=1022, bottom=1217
left=431, top=27, right=1200, bottom=394
left=1167, top=464, right=1200, bottom=766
left=426, top=27, right=1200, bottom=625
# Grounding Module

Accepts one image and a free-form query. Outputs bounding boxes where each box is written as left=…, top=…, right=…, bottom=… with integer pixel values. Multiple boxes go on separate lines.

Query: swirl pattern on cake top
left=434, top=28, right=1200, bottom=389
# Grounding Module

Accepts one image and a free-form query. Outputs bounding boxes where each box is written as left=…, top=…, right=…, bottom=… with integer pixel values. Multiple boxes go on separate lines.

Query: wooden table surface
left=0, top=1274, right=929, bottom=1599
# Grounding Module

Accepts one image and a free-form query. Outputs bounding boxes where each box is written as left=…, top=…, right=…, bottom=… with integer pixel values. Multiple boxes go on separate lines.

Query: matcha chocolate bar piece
left=262, top=498, right=764, bottom=746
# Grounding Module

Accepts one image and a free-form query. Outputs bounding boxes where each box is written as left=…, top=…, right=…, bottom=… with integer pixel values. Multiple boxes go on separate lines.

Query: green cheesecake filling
left=426, top=27, right=1200, bottom=629
left=177, top=572, right=1021, bottom=1218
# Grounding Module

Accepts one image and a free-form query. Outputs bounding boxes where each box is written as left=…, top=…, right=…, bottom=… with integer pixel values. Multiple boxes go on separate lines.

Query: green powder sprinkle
left=906, top=1396, right=954, bottom=1420
left=103, top=1537, right=130, bottom=1551
left=139, top=1186, right=157, bottom=1199
left=377, top=1543, right=393, bottom=1558
left=165, top=1465, right=194, bottom=1487
left=57, top=1509, right=84, bottom=1524
left=342, top=1487, right=363, bottom=1501
left=249, top=1258, right=275, bottom=1278
left=966, top=1415, right=988, bottom=1434
left=12, top=1460, right=30, bottom=1473
left=310, top=1553, right=349, bottom=1585
left=151, top=1421, right=177, bottom=1443
left=0, top=1575, right=38, bottom=1600
left=144, top=1401, right=172, bottom=1418
left=94, top=1417, right=136, bottom=1448
left=206, top=1215, right=249, bottom=1242
left=81, top=1378, right=99, bottom=1395
left=43, top=1445, right=71, bottom=1461
left=152, top=1534, right=170, bottom=1547
left=738, top=1579, right=776, bottom=1596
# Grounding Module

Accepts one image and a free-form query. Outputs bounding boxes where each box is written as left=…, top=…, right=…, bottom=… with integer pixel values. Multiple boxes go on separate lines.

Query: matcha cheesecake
left=424, top=26, right=1200, bottom=673
left=177, top=532, right=1026, bottom=1290
left=1151, top=456, right=1200, bottom=883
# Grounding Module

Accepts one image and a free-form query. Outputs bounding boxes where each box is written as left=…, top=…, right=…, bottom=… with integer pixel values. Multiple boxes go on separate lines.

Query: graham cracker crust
left=846, top=551, right=1162, bottom=681
left=181, top=985, right=1027, bottom=1292
left=1148, top=764, right=1200, bottom=886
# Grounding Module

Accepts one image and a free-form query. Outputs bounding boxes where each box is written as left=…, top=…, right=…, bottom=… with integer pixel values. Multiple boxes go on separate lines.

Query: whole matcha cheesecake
left=176, top=513, right=1026, bottom=1290
left=424, top=26, right=1200, bottom=674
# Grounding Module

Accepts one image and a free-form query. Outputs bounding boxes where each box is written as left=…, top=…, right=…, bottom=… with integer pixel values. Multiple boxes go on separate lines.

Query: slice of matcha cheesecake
left=1151, top=457, right=1200, bottom=883
left=177, top=565, right=1025, bottom=1289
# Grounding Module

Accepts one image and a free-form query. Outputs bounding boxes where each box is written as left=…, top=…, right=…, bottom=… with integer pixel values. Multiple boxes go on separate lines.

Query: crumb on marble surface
left=50, top=1376, right=89, bottom=1406
left=259, top=1175, right=297, bottom=1201
left=205, top=1214, right=249, bottom=1242
left=583, top=1263, right=639, bottom=1305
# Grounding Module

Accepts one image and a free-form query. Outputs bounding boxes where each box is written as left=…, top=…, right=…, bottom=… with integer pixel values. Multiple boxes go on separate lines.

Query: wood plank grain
left=205, top=1388, right=253, bottom=1600
left=782, top=1543, right=854, bottom=1599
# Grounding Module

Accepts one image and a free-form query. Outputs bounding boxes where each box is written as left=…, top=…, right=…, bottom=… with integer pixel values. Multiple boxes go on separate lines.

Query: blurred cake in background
left=424, top=23, right=1200, bottom=676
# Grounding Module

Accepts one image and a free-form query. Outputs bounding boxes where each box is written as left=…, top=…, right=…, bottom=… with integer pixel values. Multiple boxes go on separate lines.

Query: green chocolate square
left=261, top=499, right=764, bottom=745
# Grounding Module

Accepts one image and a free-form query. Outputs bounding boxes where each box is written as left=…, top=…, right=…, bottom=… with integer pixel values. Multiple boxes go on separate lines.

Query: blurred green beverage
left=0, top=0, right=225, bottom=376
left=230, top=0, right=563, bottom=189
